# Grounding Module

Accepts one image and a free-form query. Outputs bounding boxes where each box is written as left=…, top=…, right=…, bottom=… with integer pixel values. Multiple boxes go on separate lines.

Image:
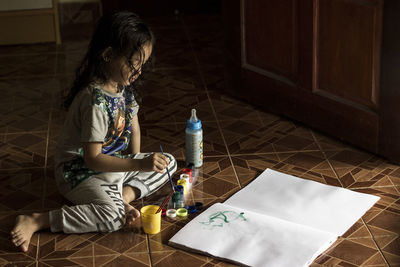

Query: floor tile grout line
left=180, top=16, right=242, bottom=189
left=310, top=130, right=345, bottom=188
left=8, top=94, right=16, bottom=136
left=346, top=185, right=400, bottom=190
left=234, top=149, right=321, bottom=155
left=141, top=197, right=153, bottom=267
left=146, top=233, right=153, bottom=267
left=203, top=149, right=322, bottom=158
left=361, top=197, right=400, bottom=227
left=361, top=217, right=391, bottom=267
left=255, top=107, right=266, bottom=127
left=312, top=130, right=393, bottom=266
left=36, top=232, right=40, bottom=264
left=139, top=118, right=263, bottom=126
left=92, top=242, right=95, bottom=267
left=41, top=107, right=53, bottom=210
left=387, top=175, right=400, bottom=195
left=35, top=96, right=53, bottom=262
left=54, top=49, right=59, bottom=77
left=312, top=131, right=398, bottom=216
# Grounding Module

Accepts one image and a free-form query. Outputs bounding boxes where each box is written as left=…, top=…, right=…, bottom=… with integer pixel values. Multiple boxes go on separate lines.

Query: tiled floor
left=0, top=13, right=399, bottom=267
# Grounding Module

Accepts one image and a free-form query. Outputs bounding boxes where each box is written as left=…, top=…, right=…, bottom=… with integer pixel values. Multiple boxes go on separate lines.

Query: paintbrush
left=155, top=191, right=174, bottom=214
left=160, top=144, right=175, bottom=192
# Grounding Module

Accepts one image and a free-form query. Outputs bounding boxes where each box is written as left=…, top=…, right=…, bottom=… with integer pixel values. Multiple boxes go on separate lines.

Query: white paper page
left=169, top=203, right=337, bottom=267
left=225, top=169, right=380, bottom=236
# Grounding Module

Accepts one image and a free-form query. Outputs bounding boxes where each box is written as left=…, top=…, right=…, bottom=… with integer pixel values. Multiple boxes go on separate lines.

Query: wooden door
left=222, top=0, right=400, bottom=162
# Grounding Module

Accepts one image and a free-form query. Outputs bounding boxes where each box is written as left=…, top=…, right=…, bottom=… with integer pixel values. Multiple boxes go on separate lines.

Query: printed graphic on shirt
left=92, top=88, right=137, bottom=155
left=63, top=157, right=100, bottom=189
left=102, top=108, right=129, bottom=155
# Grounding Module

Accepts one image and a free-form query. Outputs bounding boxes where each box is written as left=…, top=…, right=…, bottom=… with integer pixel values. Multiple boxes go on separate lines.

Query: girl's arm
left=83, top=142, right=168, bottom=173
left=128, top=114, right=141, bottom=154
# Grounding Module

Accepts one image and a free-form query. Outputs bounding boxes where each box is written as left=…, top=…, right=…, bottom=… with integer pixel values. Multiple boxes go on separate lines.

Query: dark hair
left=63, top=11, right=155, bottom=108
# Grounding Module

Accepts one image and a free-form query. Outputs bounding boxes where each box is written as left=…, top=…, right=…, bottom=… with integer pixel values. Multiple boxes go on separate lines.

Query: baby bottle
left=185, top=109, right=203, bottom=167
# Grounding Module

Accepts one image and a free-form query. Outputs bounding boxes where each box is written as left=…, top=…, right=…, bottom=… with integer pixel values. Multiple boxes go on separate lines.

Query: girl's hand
left=140, top=153, right=169, bottom=173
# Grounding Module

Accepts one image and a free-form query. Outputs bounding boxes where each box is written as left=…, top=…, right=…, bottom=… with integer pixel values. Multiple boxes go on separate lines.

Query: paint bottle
left=171, top=191, right=184, bottom=209
left=185, top=109, right=203, bottom=167
left=174, top=185, right=184, bottom=199
left=180, top=173, right=191, bottom=191
left=177, top=179, right=187, bottom=195
left=182, top=168, right=193, bottom=183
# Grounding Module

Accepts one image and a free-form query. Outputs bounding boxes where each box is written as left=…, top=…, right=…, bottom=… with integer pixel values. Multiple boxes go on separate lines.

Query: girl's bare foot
left=122, top=185, right=141, bottom=227
left=10, top=213, right=49, bottom=252
left=123, top=201, right=141, bottom=227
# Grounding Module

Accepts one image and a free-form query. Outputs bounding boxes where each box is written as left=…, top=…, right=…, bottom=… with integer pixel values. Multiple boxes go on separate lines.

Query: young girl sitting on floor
left=11, top=11, right=177, bottom=252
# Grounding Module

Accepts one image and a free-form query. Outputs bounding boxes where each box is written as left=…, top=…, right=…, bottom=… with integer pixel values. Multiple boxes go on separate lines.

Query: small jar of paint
left=182, top=168, right=193, bottom=183
left=172, top=191, right=184, bottom=209
left=177, top=179, right=187, bottom=195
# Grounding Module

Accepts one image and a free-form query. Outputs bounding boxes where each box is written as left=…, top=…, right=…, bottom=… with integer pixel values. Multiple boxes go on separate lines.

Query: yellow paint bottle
left=177, top=179, right=187, bottom=195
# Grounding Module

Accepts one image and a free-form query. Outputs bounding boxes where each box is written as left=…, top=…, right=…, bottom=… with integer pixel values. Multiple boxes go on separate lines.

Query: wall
left=58, top=0, right=102, bottom=40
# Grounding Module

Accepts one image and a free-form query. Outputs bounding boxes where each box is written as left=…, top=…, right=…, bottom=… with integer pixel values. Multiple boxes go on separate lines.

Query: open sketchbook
left=169, top=169, right=380, bottom=267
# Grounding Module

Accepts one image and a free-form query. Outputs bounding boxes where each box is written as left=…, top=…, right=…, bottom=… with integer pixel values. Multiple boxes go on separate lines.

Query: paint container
left=180, top=173, right=190, bottom=184
left=172, top=191, right=184, bottom=209
left=177, top=179, right=187, bottom=195
left=176, top=208, right=188, bottom=218
left=174, top=185, right=184, bottom=199
left=140, top=205, right=161, bottom=234
left=180, top=173, right=191, bottom=190
left=166, top=209, right=177, bottom=218
left=183, top=168, right=193, bottom=183
left=186, top=205, right=197, bottom=214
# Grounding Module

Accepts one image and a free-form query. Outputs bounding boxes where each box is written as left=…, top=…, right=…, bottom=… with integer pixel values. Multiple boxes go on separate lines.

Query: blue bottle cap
left=186, top=205, right=197, bottom=214
left=187, top=119, right=202, bottom=130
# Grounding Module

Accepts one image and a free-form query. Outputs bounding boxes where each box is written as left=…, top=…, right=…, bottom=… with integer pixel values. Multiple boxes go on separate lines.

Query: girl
left=11, top=11, right=177, bottom=252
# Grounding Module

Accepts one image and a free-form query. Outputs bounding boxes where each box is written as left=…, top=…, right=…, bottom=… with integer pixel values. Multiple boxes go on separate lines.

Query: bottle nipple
left=190, top=109, right=198, bottom=122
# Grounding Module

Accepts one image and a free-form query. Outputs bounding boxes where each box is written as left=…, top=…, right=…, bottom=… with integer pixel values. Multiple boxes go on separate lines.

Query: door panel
left=315, top=0, right=382, bottom=109
left=244, top=0, right=296, bottom=78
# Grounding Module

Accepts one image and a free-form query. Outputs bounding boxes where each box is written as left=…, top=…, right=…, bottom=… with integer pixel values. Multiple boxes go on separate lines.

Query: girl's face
left=109, top=42, right=153, bottom=87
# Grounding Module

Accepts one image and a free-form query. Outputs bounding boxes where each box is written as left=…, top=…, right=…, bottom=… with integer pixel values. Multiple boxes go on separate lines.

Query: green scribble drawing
left=200, top=211, right=246, bottom=228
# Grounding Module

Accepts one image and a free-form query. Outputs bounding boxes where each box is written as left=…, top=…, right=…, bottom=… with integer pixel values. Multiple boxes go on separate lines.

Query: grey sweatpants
left=50, top=153, right=177, bottom=233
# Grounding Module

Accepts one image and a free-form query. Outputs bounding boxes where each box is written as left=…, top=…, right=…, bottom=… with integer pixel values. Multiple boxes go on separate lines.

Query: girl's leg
left=50, top=172, right=127, bottom=233
left=11, top=212, right=50, bottom=252
left=122, top=152, right=177, bottom=199
left=122, top=152, right=177, bottom=225
left=122, top=185, right=141, bottom=203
